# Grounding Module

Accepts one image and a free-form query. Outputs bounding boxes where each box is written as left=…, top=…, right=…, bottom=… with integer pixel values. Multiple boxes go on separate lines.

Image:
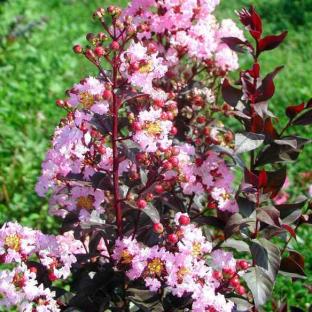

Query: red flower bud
left=196, top=116, right=206, bottom=124
left=229, top=276, right=240, bottom=288
left=236, top=285, right=246, bottom=295
left=237, top=260, right=249, bottom=270
left=169, top=156, right=179, bottom=168
left=132, top=121, right=142, bottom=131
left=111, top=41, right=120, bottom=50
left=73, top=44, right=83, bottom=54
left=170, top=126, right=178, bottom=135
left=167, top=233, right=178, bottom=244
left=163, top=161, right=173, bottom=171
left=48, top=272, right=58, bottom=282
left=153, top=223, right=164, bottom=234
left=103, top=89, right=113, bottom=101
left=55, top=99, right=64, bottom=107
left=136, top=199, right=147, bottom=209
left=94, top=46, right=105, bottom=57
left=155, top=184, right=164, bottom=194
left=179, top=214, right=190, bottom=226
left=212, top=271, right=223, bottom=280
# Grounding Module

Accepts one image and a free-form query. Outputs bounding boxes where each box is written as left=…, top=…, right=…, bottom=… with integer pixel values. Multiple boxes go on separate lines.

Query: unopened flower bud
left=167, top=233, right=178, bottom=244
left=153, top=223, right=164, bottom=234
left=110, top=41, right=120, bottom=50
left=179, top=214, right=190, bottom=226
left=136, top=199, right=147, bottom=209
left=73, top=44, right=83, bottom=54
left=94, top=46, right=105, bottom=57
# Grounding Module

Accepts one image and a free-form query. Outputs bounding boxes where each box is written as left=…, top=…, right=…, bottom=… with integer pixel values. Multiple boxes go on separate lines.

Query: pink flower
left=0, top=222, right=37, bottom=263
left=211, top=249, right=236, bottom=271
left=211, top=187, right=238, bottom=213
left=121, top=42, right=168, bottom=99
left=132, top=107, right=173, bottom=152
left=68, top=77, right=109, bottom=115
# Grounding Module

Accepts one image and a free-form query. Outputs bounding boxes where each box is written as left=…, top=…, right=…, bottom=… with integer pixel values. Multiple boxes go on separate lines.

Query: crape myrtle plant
left=0, top=1, right=311, bottom=311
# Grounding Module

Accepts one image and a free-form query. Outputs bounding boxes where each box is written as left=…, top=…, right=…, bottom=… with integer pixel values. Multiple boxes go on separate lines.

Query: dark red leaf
left=250, top=115, right=264, bottom=133
left=244, top=168, right=259, bottom=187
left=264, top=118, right=278, bottom=140
left=292, top=109, right=312, bottom=126
left=280, top=255, right=306, bottom=278
left=221, top=79, right=243, bottom=107
left=258, top=170, right=267, bottom=188
left=257, top=66, right=284, bottom=102
left=289, top=251, right=304, bottom=269
left=238, top=6, right=262, bottom=40
left=258, top=31, right=288, bottom=54
left=256, top=206, right=281, bottom=227
left=249, top=63, right=260, bottom=78
left=282, top=224, right=296, bottom=238
left=221, top=37, right=253, bottom=53
left=286, top=103, right=305, bottom=119
left=263, top=167, right=287, bottom=198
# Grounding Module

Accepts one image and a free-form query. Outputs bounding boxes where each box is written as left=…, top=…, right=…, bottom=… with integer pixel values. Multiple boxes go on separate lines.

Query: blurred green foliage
left=0, top=0, right=311, bottom=310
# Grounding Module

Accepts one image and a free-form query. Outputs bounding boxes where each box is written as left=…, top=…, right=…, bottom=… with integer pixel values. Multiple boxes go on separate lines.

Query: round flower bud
left=132, top=121, right=142, bottom=131
left=212, top=271, right=223, bottom=280
left=97, top=145, right=106, bottom=155
left=111, top=41, right=120, bottom=50
left=170, top=126, right=178, bottom=135
left=163, top=161, right=173, bottom=171
left=136, top=199, right=147, bottom=209
left=155, top=184, right=164, bottom=194
left=153, top=223, right=164, bottom=234
left=167, top=233, right=178, bottom=244
left=229, top=276, right=240, bottom=288
left=222, top=268, right=235, bottom=278
left=197, top=116, right=206, bottom=124
left=85, top=48, right=95, bottom=60
left=169, top=156, right=179, bottom=168
left=103, top=89, right=113, bottom=101
left=237, top=260, right=249, bottom=270
left=147, top=42, right=157, bottom=54
left=48, top=272, right=57, bottom=282
left=171, top=147, right=180, bottom=156
left=55, top=99, right=64, bottom=107
left=236, top=285, right=246, bottom=295
left=94, top=46, right=105, bottom=57
left=73, top=44, right=83, bottom=54
left=179, top=214, right=190, bottom=226
left=145, top=193, right=154, bottom=202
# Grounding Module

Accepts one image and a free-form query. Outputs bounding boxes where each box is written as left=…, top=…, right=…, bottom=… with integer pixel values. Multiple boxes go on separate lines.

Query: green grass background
left=0, top=0, right=311, bottom=310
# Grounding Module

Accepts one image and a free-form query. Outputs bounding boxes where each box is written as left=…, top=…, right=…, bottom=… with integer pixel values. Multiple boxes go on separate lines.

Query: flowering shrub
left=1, top=1, right=311, bottom=311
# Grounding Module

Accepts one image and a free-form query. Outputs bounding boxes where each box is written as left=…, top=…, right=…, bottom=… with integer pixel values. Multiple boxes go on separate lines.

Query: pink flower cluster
left=0, top=222, right=85, bottom=311
left=123, top=0, right=245, bottom=72
left=0, top=264, right=59, bottom=312
left=121, top=42, right=168, bottom=100
left=165, top=145, right=238, bottom=212
left=113, top=213, right=245, bottom=312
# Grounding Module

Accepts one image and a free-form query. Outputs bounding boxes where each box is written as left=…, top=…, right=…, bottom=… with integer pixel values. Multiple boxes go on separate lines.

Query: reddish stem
left=111, top=28, right=123, bottom=237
